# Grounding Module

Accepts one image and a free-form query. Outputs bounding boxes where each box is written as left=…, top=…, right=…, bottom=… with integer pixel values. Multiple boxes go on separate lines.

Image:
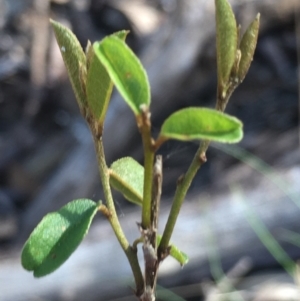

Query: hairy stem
left=94, top=136, right=144, bottom=295
left=138, top=106, right=155, bottom=229
left=142, top=134, right=155, bottom=229
left=158, top=140, right=209, bottom=253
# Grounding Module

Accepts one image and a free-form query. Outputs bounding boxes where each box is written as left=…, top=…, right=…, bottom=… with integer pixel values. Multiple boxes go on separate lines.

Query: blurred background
left=0, top=0, right=300, bottom=300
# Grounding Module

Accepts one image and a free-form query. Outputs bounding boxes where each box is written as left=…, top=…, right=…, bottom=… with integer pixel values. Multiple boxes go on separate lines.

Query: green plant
left=21, top=0, right=259, bottom=300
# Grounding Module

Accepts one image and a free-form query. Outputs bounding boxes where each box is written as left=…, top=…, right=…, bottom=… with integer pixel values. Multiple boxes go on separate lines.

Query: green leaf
left=237, top=13, right=260, bottom=83
left=50, top=20, right=87, bottom=109
left=112, top=30, right=130, bottom=41
left=86, top=46, right=112, bottom=122
left=93, top=36, right=150, bottom=115
left=86, top=31, right=129, bottom=123
left=157, top=107, right=243, bottom=145
left=21, top=199, right=99, bottom=277
left=109, top=157, right=144, bottom=206
left=215, top=0, right=237, bottom=86
left=169, top=245, right=189, bottom=266
left=157, top=235, right=189, bottom=266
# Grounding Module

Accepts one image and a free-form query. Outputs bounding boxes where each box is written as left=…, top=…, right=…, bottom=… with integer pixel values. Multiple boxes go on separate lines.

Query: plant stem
left=94, top=136, right=144, bottom=295
left=138, top=107, right=155, bottom=229
left=158, top=140, right=210, bottom=253
left=159, top=87, right=232, bottom=254
left=142, top=134, right=154, bottom=228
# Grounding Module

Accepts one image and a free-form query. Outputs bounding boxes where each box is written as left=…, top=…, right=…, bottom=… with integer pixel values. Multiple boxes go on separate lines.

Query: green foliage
left=157, top=235, right=189, bottom=266
left=93, top=36, right=150, bottom=115
left=50, top=20, right=87, bottom=110
left=86, top=44, right=113, bottom=123
left=237, top=13, right=260, bottom=82
left=169, top=244, right=189, bottom=266
left=24, top=1, right=260, bottom=299
left=215, top=0, right=237, bottom=87
left=215, top=0, right=260, bottom=106
left=157, top=107, right=243, bottom=146
left=21, top=199, right=99, bottom=277
left=86, top=31, right=129, bottom=124
left=109, top=157, right=144, bottom=206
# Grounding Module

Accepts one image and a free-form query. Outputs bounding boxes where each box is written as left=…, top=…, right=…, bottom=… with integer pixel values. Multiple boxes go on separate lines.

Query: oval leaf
left=21, top=199, right=99, bottom=277
left=93, top=36, right=150, bottom=115
left=215, top=0, right=237, bottom=86
left=109, top=157, right=144, bottom=206
left=50, top=20, right=87, bottom=108
left=86, top=31, right=129, bottom=123
left=157, top=235, right=189, bottom=266
left=157, top=107, right=243, bottom=145
left=238, top=13, right=260, bottom=82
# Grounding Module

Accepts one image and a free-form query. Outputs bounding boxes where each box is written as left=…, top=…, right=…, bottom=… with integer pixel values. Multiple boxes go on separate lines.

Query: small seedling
left=21, top=0, right=259, bottom=300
